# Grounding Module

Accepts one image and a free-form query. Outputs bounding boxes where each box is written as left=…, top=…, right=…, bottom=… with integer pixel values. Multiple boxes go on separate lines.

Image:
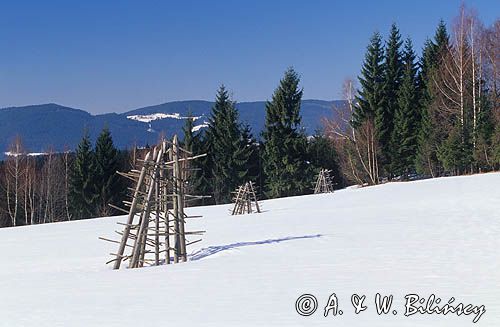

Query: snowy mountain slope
left=126, top=112, right=204, bottom=123
left=0, top=173, right=499, bottom=326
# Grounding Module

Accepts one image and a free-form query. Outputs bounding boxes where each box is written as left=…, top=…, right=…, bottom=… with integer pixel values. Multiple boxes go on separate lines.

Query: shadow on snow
left=189, top=234, right=323, bottom=261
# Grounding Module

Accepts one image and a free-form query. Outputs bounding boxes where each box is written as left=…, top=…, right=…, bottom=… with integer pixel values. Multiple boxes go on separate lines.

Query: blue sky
left=0, top=0, right=497, bottom=114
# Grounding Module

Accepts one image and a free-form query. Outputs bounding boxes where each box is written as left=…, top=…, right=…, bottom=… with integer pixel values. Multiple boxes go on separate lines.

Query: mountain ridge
left=0, top=99, right=346, bottom=157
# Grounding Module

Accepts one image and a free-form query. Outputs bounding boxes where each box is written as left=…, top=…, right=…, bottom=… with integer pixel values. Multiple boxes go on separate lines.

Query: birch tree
left=4, top=136, right=27, bottom=227
left=324, top=78, right=379, bottom=185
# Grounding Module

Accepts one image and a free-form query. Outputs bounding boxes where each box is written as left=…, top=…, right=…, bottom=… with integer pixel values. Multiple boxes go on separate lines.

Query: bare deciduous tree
left=323, top=78, right=379, bottom=185
left=483, top=19, right=499, bottom=120
left=63, top=147, right=73, bottom=221
left=433, top=5, right=473, bottom=134
left=4, top=136, right=27, bottom=227
left=23, top=155, right=36, bottom=225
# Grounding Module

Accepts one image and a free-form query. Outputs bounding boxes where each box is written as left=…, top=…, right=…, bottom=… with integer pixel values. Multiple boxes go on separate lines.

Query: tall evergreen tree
left=474, top=93, right=496, bottom=171
left=415, top=21, right=450, bottom=177
left=181, top=111, right=196, bottom=152
left=354, top=32, right=385, bottom=126
left=392, top=38, right=419, bottom=176
left=380, top=23, right=403, bottom=175
left=181, top=111, right=209, bottom=205
left=194, top=136, right=213, bottom=205
left=69, top=130, right=98, bottom=219
left=415, top=47, right=437, bottom=176
left=352, top=32, right=385, bottom=183
left=434, top=19, right=450, bottom=53
left=206, top=85, right=251, bottom=204
left=240, top=124, right=260, bottom=186
left=437, top=123, right=473, bottom=175
left=94, top=127, right=122, bottom=215
left=262, top=68, right=311, bottom=198
left=492, top=123, right=500, bottom=169
left=308, top=132, right=343, bottom=188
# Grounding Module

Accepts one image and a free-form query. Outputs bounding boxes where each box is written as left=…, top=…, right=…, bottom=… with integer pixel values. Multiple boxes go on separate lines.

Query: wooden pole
left=138, top=149, right=158, bottom=267
left=105, top=135, right=207, bottom=268
left=130, top=147, right=162, bottom=268
left=170, top=142, right=179, bottom=264
left=113, top=151, right=151, bottom=269
left=162, top=141, right=171, bottom=265
left=249, top=182, right=260, bottom=213
left=174, top=135, right=187, bottom=262
left=154, top=167, right=160, bottom=266
left=231, top=185, right=243, bottom=215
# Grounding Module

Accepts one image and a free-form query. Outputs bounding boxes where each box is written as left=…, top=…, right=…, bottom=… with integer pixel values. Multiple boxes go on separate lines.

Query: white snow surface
left=127, top=113, right=202, bottom=123
left=192, top=121, right=209, bottom=132
left=0, top=173, right=499, bottom=326
left=4, top=151, right=48, bottom=157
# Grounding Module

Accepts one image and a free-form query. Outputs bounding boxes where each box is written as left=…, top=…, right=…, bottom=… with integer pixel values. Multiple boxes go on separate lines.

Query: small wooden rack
left=314, top=169, right=334, bottom=194
left=231, top=181, right=261, bottom=215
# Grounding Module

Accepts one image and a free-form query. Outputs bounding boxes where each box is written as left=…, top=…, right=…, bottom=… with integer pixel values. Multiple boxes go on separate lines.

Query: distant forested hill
left=0, top=100, right=345, bottom=157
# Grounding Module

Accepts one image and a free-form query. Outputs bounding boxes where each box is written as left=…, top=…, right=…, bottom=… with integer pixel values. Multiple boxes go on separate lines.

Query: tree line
left=325, top=5, right=499, bottom=184
left=0, top=4, right=497, bottom=227
left=0, top=67, right=341, bottom=227
left=0, top=129, right=135, bottom=227
left=180, top=68, right=341, bottom=206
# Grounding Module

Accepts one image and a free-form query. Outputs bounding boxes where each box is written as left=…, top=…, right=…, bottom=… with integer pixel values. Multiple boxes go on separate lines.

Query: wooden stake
left=113, top=151, right=151, bottom=269
left=170, top=142, right=179, bottom=264
left=130, top=147, right=162, bottom=268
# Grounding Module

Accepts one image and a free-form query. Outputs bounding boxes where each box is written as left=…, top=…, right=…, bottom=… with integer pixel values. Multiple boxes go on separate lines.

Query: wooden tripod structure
left=231, top=181, right=261, bottom=215
left=314, top=169, right=334, bottom=194
left=100, top=135, right=207, bottom=269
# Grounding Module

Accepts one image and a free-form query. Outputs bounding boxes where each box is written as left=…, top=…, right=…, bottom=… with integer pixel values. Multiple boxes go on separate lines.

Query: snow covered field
left=0, top=173, right=499, bottom=326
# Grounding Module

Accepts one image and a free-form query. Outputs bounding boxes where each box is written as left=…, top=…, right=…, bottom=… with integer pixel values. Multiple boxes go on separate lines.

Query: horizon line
left=0, top=98, right=342, bottom=115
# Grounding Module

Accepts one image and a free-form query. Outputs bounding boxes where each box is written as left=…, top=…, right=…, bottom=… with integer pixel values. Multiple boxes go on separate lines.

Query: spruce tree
left=196, top=137, right=214, bottom=205
left=474, top=95, right=495, bottom=171
left=181, top=111, right=196, bottom=152
left=240, top=124, right=260, bottom=186
left=262, top=68, right=311, bottom=198
left=355, top=32, right=385, bottom=126
left=434, top=20, right=450, bottom=53
left=415, top=40, right=436, bottom=176
left=206, top=85, right=251, bottom=204
left=415, top=21, right=450, bottom=177
left=308, top=132, right=343, bottom=188
left=437, top=123, right=472, bottom=175
left=379, top=23, right=403, bottom=175
left=352, top=32, right=385, bottom=183
left=94, top=127, right=122, bottom=215
left=392, top=38, right=419, bottom=177
left=69, top=130, right=98, bottom=219
left=181, top=111, right=208, bottom=204
left=492, top=124, right=500, bottom=169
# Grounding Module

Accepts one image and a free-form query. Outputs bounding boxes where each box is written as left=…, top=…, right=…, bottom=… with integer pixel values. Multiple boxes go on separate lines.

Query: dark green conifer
left=415, top=20, right=450, bottom=176
left=379, top=23, right=403, bottom=173
left=69, top=130, right=98, bottom=219
left=240, top=124, right=260, bottom=186
left=262, top=67, right=311, bottom=198
left=206, top=85, right=251, bottom=204
left=181, top=111, right=208, bottom=204
left=94, top=127, right=122, bottom=215
left=392, top=38, right=419, bottom=177
left=308, top=132, right=343, bottom=188
left=354, top=32, right=385, bottom=126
